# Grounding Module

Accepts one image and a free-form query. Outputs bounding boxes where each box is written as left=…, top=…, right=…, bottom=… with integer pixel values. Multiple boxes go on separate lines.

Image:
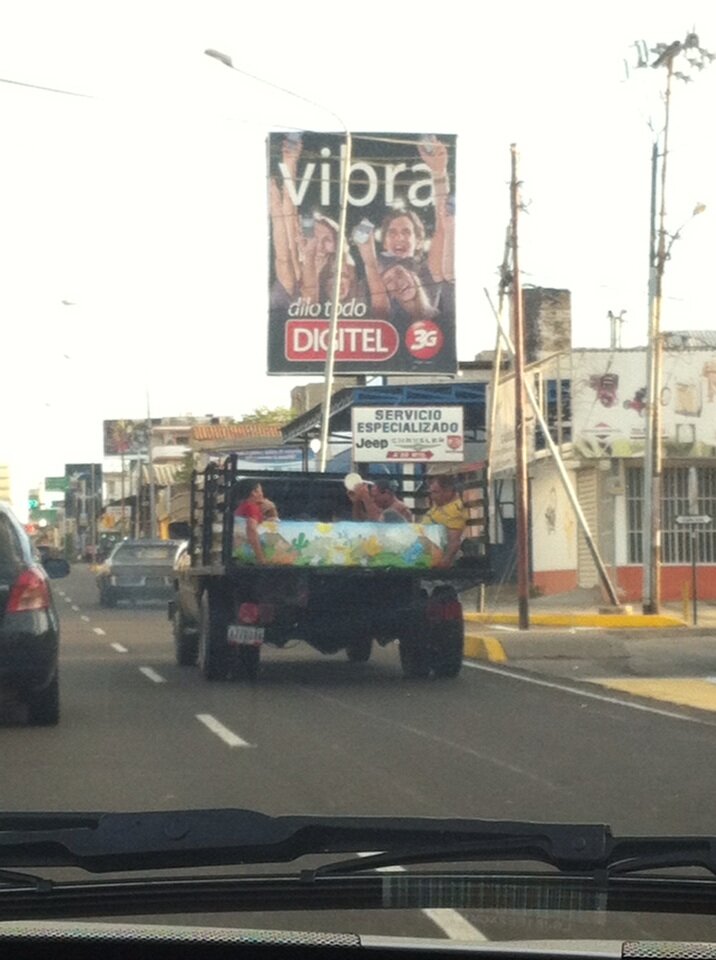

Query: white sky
left=1, top=0, right=715, bottom=503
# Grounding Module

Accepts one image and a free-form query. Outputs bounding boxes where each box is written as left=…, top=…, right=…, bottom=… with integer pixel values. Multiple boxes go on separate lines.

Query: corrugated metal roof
left=190, top=423, right=284, bottom=442
left=141, top=463, right=183, bottom=486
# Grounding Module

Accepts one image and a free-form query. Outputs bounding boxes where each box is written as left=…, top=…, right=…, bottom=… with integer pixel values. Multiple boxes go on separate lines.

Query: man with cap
left=349, top=477, right=413, bottom=523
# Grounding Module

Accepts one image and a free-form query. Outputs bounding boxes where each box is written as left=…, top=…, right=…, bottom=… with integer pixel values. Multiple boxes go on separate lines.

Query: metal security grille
left=627, top=466, right=716, bottom=563
left=626, top=468, right=644, bottom=564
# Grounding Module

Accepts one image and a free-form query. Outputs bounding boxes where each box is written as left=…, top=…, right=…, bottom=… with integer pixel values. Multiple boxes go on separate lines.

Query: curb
left=464, top=633, right=507, bottom=663
left=464, top=611, right=686, bottom=630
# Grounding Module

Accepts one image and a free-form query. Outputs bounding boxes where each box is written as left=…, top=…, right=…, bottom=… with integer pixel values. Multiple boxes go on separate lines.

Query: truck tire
left=346, top=637, right=372, bottom=663
left=430, top=618, right=464, bottom=678
left=199, top=588, right=230, bottom=681
left=173, top=604, right=199, bottom=667
left=428, top=587, right=464, bottom=679
left=27, top=674, right=60, bottom=726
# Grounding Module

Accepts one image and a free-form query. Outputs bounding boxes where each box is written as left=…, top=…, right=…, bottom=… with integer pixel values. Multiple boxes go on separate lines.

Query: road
left=2, top=565, right=716, bottom=944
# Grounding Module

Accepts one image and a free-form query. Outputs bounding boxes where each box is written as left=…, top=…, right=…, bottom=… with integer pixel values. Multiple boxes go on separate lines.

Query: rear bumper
left=105, top=587, right=174, bottom=603
left=0, top=612, right=58, bottom=691
left=99, top=575, right=173, bottom=602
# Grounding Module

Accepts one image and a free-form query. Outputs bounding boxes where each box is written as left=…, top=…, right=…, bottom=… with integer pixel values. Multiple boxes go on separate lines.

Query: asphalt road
left=2, top=565, right=716, bottom=944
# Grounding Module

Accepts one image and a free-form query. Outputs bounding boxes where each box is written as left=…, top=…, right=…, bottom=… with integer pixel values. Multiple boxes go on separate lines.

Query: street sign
left=351, top=406, right=464, bottom=463
left=675, top=515, right=711, bottom=525
left=45, top=477, right=68, bottom=492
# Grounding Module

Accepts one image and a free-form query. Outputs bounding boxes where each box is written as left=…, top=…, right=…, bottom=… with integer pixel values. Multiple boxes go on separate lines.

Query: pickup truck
left=168, top=457, right=490, bottom=681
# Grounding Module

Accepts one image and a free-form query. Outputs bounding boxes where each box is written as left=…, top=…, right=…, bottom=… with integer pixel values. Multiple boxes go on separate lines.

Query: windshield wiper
left=1, top=809, right=715, bottom=880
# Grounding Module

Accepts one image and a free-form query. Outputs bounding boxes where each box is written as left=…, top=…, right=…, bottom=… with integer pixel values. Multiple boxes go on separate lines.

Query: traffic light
left=28, top=497, right=39, bottom=511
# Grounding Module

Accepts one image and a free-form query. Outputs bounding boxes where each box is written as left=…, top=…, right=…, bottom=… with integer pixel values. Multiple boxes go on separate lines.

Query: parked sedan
left=96, top=539, right=183, bottom=608
left=0, top=502, right=70, bottom=725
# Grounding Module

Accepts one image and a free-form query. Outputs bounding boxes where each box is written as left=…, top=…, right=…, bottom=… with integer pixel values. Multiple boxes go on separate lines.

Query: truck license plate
left=228, top=625, right=265, bottom=646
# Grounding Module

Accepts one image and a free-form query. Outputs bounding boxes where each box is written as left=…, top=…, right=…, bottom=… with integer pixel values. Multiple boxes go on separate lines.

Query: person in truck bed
left=348, top=477, right=413, bottom=523
left=234, top=480, right=279, bottom=564
left=425, top=474, right=467, bottom=568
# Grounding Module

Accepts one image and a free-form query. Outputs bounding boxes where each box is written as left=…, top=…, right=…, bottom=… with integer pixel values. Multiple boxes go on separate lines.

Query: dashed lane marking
left=81, top=615, right=90, bottom=622
left=196, top=714, right=253, bottom=748
left=111, top=643, right=128, bottom=653
left=140, top=666, right=166, bottom=684
left=93, top=627, right=106, bottom=636
left=72, top=605, right=80, bottom=612
left=359, top=852, right=487, bottom=941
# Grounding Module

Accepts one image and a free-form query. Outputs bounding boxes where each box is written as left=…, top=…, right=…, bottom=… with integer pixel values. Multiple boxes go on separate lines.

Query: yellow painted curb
left=464, top=612, right=686, bottom=629
left=464, top=633, right=508, bottom=662
left=591, top=678, right=716, bottom=713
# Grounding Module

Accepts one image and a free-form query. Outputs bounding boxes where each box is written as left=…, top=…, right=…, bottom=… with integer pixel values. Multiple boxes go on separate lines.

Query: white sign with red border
left=352, top=406, right=464, bottom=462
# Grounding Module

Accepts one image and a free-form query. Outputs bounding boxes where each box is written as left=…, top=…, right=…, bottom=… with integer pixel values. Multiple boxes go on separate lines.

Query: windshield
left=2, top=0, right=716, bottom=950
left=109, top=543, right=178, bottom=564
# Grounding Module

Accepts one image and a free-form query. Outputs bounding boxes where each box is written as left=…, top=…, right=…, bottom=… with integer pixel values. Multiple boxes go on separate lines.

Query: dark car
left=0, top=502, right=70, bottom=726
left=96, top=539, right=183, bottom=608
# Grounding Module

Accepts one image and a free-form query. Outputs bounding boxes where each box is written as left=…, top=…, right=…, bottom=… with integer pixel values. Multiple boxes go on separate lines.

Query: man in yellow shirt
left=425, top=474, right=467, bottom=567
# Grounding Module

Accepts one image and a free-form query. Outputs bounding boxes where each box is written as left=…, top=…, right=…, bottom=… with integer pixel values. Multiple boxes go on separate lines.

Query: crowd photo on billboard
left=267, top=131, right=457, bottom=376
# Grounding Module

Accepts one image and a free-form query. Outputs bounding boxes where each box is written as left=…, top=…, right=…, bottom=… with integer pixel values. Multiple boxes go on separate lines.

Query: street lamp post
left=633, top=32, right=713, bottom=613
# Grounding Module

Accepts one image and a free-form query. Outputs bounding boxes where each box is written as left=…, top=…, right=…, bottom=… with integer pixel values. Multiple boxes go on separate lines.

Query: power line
left=0, top=75, right=92, bottom=98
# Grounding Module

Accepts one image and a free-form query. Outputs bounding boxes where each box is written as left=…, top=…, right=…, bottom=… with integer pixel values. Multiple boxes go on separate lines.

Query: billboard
left=103, top=419, right=160, bottom=457
left=267, top=132, right=457, bottom=375
left=352, top=406, right=464, bottom=462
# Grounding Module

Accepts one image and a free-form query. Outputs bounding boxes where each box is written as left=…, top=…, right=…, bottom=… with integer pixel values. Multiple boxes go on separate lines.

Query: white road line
left=81, top=615, right=90, bottom=622
left=358, top=852, right=487, bottom=941
left=463, top=660, right=716, bottom=725
left=196, top=714, right=253, bottom=748
left=492, top=624, right=518, bottom=632
left=93, top=627, right=106, bottom=636
left=422, top=908, right=488, bottom=942
left=111, top=643, right=128, bottom=653
left=72, top=605, right=80, bottom=612
left=63, top=597, right=72, bottom=603
left=140, top=666, right=166, bottom=683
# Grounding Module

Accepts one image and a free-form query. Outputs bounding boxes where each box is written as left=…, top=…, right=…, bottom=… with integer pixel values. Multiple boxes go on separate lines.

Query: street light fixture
left=204, top=48, right=352, bottom=474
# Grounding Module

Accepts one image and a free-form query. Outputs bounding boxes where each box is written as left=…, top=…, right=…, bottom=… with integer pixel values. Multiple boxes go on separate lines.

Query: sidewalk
left=458, top=584, right=716, bottom=662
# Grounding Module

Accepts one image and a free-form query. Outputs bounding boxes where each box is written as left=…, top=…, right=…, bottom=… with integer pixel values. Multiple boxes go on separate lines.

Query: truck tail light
left=7, top=569, right=51, bottom=613
left=237, top=602, right=275, bottom=625
left=427, top=598, right=462, bottom=623
left=238, top=602, right=259, bottom=624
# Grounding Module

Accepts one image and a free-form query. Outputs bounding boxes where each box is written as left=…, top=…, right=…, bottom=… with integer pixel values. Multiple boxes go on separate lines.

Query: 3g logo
left=406, top=320, right=444, bottom=360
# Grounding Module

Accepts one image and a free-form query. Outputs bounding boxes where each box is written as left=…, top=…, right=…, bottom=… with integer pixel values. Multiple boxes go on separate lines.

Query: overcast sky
left=1, top=0, right=715, bottom=499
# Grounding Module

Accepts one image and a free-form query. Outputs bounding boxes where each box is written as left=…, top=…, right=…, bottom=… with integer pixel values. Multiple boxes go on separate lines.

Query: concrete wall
left=530, top=461, right=579, bottom=593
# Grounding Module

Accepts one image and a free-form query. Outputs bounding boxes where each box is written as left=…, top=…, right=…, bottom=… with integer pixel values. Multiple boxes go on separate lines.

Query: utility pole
left=636, top=31, right=713, bottom=614
left=510, top=144, right=530, bottom=630
left=146, top=393, right=156, bottom=539
left=319, top=132, right=352, bottom=473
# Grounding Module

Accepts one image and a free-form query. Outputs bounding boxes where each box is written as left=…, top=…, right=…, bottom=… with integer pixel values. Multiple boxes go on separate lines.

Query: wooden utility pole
left=510, top=144, right=530, bottom=630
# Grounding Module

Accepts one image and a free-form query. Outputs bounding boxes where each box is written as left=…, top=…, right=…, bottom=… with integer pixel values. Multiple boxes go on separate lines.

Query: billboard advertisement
left=352, top=406, right=464, bottom=463
left=103, top=419, right=160, bottom=457
left=267, top=132, right=457, bottom=375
